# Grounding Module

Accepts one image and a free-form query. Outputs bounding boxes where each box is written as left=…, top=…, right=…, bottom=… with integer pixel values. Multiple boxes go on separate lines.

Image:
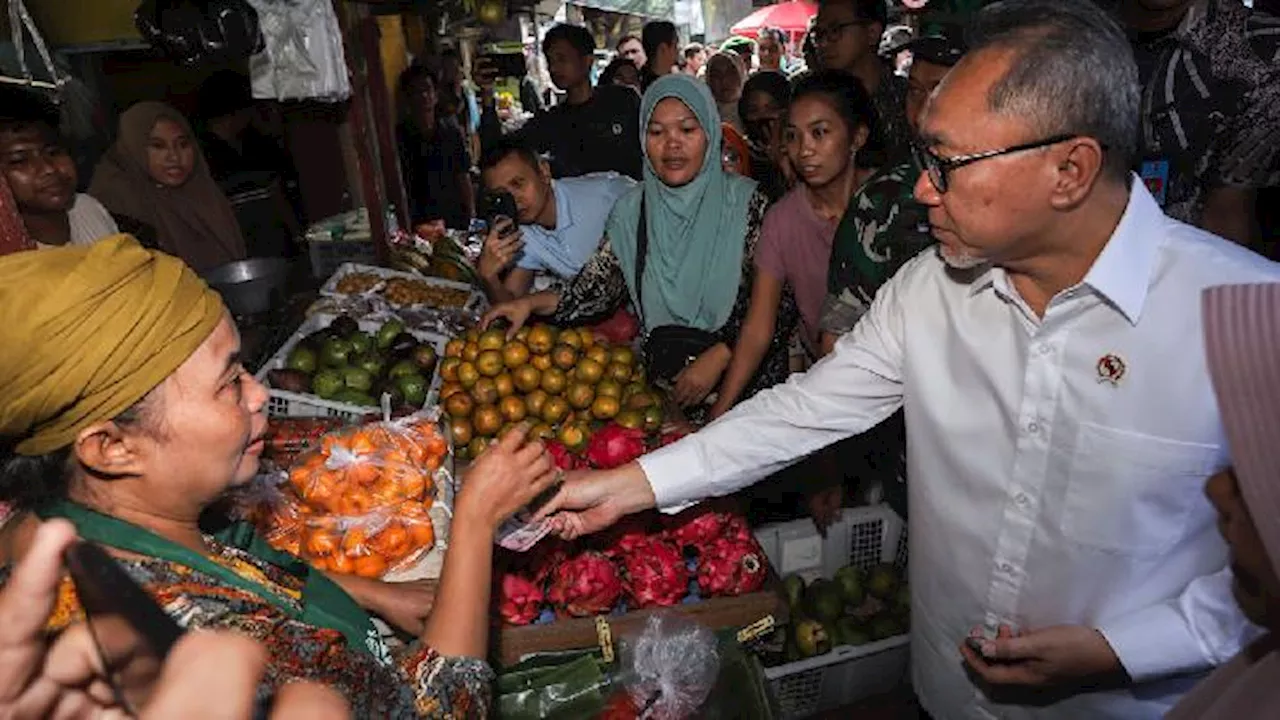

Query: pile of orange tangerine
left=438, top=324, right=664, bottom=460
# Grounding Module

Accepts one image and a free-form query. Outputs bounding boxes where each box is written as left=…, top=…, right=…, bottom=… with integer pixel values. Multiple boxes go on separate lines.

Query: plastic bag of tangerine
left=234, top=409, right=451, bottom=578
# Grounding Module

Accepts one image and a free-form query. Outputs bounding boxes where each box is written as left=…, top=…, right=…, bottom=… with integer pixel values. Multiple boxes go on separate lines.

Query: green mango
left=388, top=359, right=419, bottom=380
left=310, top=369, right=344, bottom=399
left=285, top=345, right=318, bottom=374
left=805, top=579, right=844, bottom=623
left=342, top=367, right=374, bottom=393
left=866, top=563, right=900, bottom=599
left=792, top=619, right=831, bottom=658
left=834, top=565, right=865, bottom=606
left=782, top=574, right=806, bottom=610
left=347, top=331, right=374, bottom=356
left=396, top=373, right=428, bottom=407
left=334, top=389, right=377, bottom=407
left=376, top=319, right=406, bottom=349
left=320, top=338, right=353, bottom=368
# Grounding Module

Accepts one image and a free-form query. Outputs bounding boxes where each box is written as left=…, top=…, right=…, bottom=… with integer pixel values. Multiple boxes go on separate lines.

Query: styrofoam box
left=752, top=505, right=910, bottom=719
left=319, top=262, right=484, bottom=313
left=255, top=313, right=448, bottom=421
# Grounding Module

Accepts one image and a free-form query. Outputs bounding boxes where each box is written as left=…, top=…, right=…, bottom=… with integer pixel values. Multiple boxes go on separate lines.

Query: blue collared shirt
left=516, top=173, right=635, bottom=279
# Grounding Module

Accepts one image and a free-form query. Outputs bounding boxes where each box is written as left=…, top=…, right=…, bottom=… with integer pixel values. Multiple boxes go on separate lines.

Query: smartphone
left=478, top=52, right=528, bottom=79
left=484, top=191, right=519, bottom=232
left=64, top=541, right=185, bottom=714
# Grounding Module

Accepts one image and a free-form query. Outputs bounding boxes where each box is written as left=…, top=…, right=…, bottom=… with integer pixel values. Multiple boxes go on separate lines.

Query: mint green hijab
left=608, top=74, right=757, bottom=332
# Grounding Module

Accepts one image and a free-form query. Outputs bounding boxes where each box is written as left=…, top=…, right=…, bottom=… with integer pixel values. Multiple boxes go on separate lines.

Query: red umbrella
left=729, top=1, right=817, bottom=40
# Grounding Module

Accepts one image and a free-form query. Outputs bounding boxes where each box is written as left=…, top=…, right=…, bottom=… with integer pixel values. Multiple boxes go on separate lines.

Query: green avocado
left=376, top=319, right=406, bottom=349
left=342, top=367, right=374, bottom=393
left=347, top=331, right=374, bottom=356
left=310, top=369, right=344, bottom=399
left=834, top=565, right=865, bottom=607
left=782, top=574, right=806, bottom=610
left=866, top=563, right=900, bottom=599
left=320, top=338, right=353, bottom=368
left=396, top=373, right=428, bottom=407
left=805, top=579, right=844, bottom=623
left=285, top=345, right=318, bottom=374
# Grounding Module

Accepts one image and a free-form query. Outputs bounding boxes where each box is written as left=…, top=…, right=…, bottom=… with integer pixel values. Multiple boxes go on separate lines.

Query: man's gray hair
left=967, top=0, right=1139, bottom=180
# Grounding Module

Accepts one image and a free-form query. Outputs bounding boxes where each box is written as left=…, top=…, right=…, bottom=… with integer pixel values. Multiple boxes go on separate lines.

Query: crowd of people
left=0, top=0, right=1278, bottom=718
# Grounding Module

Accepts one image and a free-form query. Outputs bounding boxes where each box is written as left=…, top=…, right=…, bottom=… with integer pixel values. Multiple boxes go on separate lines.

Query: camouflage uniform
left=820, top=155, right=933, bottom=336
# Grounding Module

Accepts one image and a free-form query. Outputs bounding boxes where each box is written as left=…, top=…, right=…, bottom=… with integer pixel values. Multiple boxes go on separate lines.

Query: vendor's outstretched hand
left=457, top=423, right=560, bottom=529
left=534, top=464, right=658, bottom=540
left=481, top=297, right=533, bottom=339
left=960, top=623, right=1127, bottom=690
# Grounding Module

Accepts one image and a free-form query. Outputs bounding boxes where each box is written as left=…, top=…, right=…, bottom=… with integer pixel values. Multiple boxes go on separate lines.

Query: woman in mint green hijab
left=485, top=74, right=798, bottom=417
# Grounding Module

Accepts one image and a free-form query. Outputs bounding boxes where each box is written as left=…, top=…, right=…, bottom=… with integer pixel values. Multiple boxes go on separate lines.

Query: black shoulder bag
left=634, top=197, right=722, bottom=385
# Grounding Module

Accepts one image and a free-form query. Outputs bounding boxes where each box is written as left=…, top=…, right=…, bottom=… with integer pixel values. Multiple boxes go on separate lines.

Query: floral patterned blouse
left=551, top=189, right=798, bottom=412
left=1, top=538, right=492, bottom=719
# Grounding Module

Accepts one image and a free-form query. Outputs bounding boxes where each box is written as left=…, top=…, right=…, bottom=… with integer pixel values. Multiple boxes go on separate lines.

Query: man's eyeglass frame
left=913, top=134, right=1089, bottom=193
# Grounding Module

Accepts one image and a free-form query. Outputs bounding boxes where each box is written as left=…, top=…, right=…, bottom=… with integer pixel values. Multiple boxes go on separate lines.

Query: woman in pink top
left=711, top=70, right=876, bottom=418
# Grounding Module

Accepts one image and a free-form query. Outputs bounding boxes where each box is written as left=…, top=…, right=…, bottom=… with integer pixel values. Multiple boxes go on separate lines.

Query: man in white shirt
left=527, top=1, right=1280, bottom=717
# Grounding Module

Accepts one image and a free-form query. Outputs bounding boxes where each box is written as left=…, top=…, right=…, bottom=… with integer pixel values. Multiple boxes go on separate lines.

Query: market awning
left=567, top=0, right=674, bottom=20
left=729, top=0, right=816, bottom=39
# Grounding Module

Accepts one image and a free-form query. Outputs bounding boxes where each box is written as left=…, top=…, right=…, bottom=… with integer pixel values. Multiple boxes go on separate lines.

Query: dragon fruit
left=584, top=423, right=648, bottom=470
left=595, top=512, right=660, bottom=558
left=619, top=537, right=689, bottom=608
left=546, top=550, right=624, bottom=617
left=545, top=440, right=577, bottom=471
left=498, top=571, right=544, bottom=625
left=527, top=538, right=570, bottom=585
left=664, top=505, right=732, bottom=550
left=696, top=536, right=768, bottom=597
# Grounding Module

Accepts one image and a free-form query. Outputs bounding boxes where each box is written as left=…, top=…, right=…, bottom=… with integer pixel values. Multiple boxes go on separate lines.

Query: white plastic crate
left=255, top=313, right=448, bottom=421
left=753, top=505, right=910, bottom=719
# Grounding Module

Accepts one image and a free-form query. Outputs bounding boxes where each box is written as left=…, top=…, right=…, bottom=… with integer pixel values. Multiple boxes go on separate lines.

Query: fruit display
left=494, top=504, right=772, bottom=626
left=330, top=267, right=475, bottom=309
left=261, top=417, right=347, bottom=468
left=760, top=562, right=909, bottom=666
left=440, top=324, right=663, bottom=461
left=240, top=414, right=450, bottom=579
left=265, top=314, right=440, bottom=410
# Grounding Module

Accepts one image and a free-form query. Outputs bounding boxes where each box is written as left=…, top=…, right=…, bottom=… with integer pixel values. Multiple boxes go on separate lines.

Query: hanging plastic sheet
left=245, top=0, right=351, bottom=102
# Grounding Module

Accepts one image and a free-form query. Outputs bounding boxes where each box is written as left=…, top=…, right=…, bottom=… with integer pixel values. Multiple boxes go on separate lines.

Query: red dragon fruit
left=619, top=537, right=689, bottom=608
left=498, top=571, right=544, bottom=625
left=664, top=505, right=732, bottom=550
left=696, top=536, right=768, bottom=597
left=596, top=513, right=659, bottom=559
left=546, top=550, right=624, bottom=617
left=527, top=538, right=571, bottom=586
left=657, top=429, right=688, bottom=448
left=544, top=440, right=577, bottom=470
left=584, top=423, right=648, bottom=470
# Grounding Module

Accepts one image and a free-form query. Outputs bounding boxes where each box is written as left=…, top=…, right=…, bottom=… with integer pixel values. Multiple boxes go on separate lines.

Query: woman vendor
left=484, top=75, right=797, bottom=420
left=0, top=235, right=560, bottom=717
left=91, top=103, right=247, bottom=272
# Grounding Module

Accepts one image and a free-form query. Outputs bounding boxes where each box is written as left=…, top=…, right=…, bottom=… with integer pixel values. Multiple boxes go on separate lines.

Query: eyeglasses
left=913, top=134, right=1083, bottom=193
left=809, top=20, right=869, bottom=45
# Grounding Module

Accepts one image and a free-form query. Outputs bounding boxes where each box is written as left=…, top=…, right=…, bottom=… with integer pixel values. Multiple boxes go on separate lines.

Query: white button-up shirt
left=639, top=183, right=1280, bottom=718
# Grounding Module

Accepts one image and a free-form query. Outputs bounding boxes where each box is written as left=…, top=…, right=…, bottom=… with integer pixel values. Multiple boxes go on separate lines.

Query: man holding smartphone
left=477, top=138, right=634, bottom=303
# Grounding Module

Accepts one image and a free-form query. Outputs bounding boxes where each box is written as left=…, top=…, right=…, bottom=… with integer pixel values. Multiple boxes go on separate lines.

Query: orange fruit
left=607, top=362, right=633, bottom=383
left=473, top=404, right=504, bottom=437
left=558, top=328, right=583, bottom=350
left=478, top=328, right=507, bottom=351
left=540, top=367, right=568, bottom=395
left=513, top=364, right=542, bottom=393
left=445, top=391, right=474, bottom=419
left=305, top=528, right=339, bottom=557
left=541, top=395, right=570, bottom=425
left=456, top=361, right=480, bottom=389
left=494, top=373, right=516, bottom=398
left=467, top=436, right=491, bottom=459
left=439, top=382, right=465, bottom=400
left=527, top=324, right=557, bottom=354
left=524, top=389, right=550, bottom=416
left=476, top=349, right=504, bottom=377
left=585, top=345, right=610, bottom=366
left=445, top=338, right=466, bottom=358
left=499, top=395, right=527, bottom=423
left=502, top=341, right=531, bottom=368
left=462, top=342, right=479, bottom=363
left=471, top=377, right=499, bottom=406
left=627, top=391, right=656, bottom=410
left=566, top=382, right=595, bottom=410
left=577, top=327, right=595, bottom=347
left=353, top=553, right=389, bottom=578
left=615, top=408, right=645, bottom=430
left=551, top=344, right=578, bottom=370
left=451, top=417, right=473, bottom=446
left=463, top=328, right=480, bottom=344
left=515, top=325, right=531, bottom=342
left=557, top=421, right=590, bottom=451
left=591, top=395, right=621, bottom=420
left=575, top=357, right=605, bottom=384
left=596, top=379, right=623, bottom=399
left=439, top=357, right=462, bottom=384
left=408, top=518, right=435, bottom=547
left=529, top=422, right=555, bottom=441
left=531, top=354, right=553, bottom=371
left=328, top=552, right=354, bottom=574
left=610, top=346, right=636, bottom=367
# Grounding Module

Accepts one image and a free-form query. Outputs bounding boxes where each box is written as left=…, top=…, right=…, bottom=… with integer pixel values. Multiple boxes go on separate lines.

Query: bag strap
left=633, top=195, right=648, bottom=325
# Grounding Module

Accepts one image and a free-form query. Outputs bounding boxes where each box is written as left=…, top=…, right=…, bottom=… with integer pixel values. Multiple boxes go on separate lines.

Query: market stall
left=228, top=219, right=910, bottom=718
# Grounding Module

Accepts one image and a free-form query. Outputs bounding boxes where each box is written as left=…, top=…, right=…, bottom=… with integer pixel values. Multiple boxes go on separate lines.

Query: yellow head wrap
left=0, top=235, right=224, bottom=455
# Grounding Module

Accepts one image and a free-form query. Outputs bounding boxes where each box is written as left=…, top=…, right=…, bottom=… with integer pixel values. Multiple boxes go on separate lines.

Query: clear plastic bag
left=255, top=409, right=451, bottom=578
left=245, top=0, right=350, bottom=101
left=617, top=613, right=721, bottom=720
